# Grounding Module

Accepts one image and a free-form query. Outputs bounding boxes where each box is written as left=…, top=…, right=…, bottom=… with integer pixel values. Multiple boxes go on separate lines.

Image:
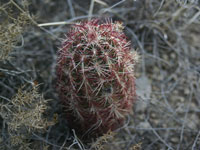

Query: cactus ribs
left=56, top=19, right=138, bottom=139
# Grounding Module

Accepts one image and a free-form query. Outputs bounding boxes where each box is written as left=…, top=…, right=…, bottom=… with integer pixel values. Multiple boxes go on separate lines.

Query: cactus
left=56, top=19, right=138, bottom=139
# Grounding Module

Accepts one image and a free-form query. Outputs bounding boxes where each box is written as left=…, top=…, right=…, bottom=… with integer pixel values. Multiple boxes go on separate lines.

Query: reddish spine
left=56, top=19, right=138, bottom=139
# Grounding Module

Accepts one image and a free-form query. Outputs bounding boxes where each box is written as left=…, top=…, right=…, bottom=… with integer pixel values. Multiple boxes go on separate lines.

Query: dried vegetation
left=0, top=0, right=32, bottom=60
left=0, top=84, right=55, bottom=150
left=0, top=0, right=200, bottom=150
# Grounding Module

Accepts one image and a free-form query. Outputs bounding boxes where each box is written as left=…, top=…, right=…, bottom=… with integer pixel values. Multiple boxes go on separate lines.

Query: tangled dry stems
left=0, top=84, right=56, bottom=150
left=0, top=0, right=200, bottom=149
left=0, top=0, right=32, bottom=61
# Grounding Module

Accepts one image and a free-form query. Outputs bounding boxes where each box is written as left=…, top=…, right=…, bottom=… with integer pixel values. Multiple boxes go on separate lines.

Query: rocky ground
left=0, top=0, right=200, bottom=150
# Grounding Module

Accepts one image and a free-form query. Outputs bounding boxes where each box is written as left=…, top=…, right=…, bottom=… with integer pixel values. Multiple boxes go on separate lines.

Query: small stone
left=171, top=137, right=179, bottom=143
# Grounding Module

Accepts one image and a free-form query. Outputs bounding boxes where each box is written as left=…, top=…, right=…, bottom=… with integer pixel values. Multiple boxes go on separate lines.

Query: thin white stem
left=88, top=0, right=95, bottom=20
left=38, top=21, right=74, bottom=27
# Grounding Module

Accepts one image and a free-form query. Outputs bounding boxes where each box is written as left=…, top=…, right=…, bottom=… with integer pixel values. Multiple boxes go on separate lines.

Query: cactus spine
left=56, top=19, right=138, bottom=138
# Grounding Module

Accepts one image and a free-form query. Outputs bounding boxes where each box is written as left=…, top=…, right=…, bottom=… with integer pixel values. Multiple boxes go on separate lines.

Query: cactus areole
left=56, top=19, right=138, bottom=139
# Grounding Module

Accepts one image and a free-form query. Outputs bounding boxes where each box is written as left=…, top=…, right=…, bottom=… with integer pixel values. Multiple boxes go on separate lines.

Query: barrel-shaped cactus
left=56, top=19, right=138, bottom=139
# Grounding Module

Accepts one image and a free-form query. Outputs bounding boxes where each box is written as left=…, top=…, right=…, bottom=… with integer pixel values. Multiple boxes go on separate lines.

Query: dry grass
left=0, top=0, right=200, bottom=149
left=0, top=0, right=32, bottom=61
